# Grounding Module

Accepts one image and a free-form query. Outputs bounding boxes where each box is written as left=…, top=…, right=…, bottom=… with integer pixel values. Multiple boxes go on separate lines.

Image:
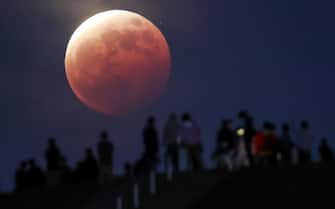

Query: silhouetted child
left=74, top=161, right=85, bottom=183
left=59, top=157, right=72, bottom=184
left=143, top=116, right=159, bottom=168
left=15, top=161, right=28, bottom=192
left=45, top=138, right=62, bottom=171
left=133, top=158, right=146, bottom=176
left=27, top=159, right=45, bottom=189
left=178, top=113, right=203, bottom=172
left=319, top=138, right=334, bottom=163
left=163, top=113, right=180, bottom=172
left=83, top=148, right=99, bottom=182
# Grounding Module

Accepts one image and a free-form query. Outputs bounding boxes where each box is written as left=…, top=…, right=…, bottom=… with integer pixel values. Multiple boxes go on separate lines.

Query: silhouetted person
left=134, top=157, right=147, bottom=176
left=235, top=131, right=250, bottom=169
left=238, top=111, right=256, bottom=166
left=45, top=138, right=62, bottom=171
left=74, top=161, right=86, bottom=183
left=319, top=138, right=334, bottom=163
left=143, top=116, right=159, bottom=168
left=15, top=161, right=28, bottom=192
left=97, top=131, right=114, bottom=183
left=97, top=131, right=114, bottom=167
left=178, top=113, right=203, bottom=171
left=27, top=159, right=45, bottom=189
left=59, top=157, right=72, bottom=184
left=279, top=123, right=294, bottom=165
left=163, top=113, right=180, bottom=172
left=212, top=119, right=235, bottom=170
left=82, top=148, right=99, bottom=182
left=252, top=122, right=277, bottom=167
left=267, top=123, right=279, bottom=165
left=124, top=162, right=133, bottom=177
left=296, top=120, right=313, bottom=164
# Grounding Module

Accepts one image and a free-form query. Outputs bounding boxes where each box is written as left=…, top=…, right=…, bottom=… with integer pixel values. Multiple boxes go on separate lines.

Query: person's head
left=321, top=137, right=328, bottom=146
left=181, top=112, right=192, bottom=122
left=20, top=161, right=27, bottom=169
left=263, top=121, right=273, bottom=135
left=301, top=120, right=309, bottom=129
left=246, top=116, right=254, bottom=124
left=222, top=119, right=232, bottom=129
left=282, top=123, right=290, bottom=133
left=238, top=110, right=248, bottom=119
left=86, top=148, right=93, bottom=156
left=28, top=159, right=36, bottom=167
left=147, top=116, right=155, bottom=127
left=48, top=137, right=56, bottom=146
left=100, top=130, right=108, bottom=140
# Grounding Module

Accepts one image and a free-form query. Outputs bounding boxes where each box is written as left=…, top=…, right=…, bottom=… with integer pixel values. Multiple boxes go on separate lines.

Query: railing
left=115, top=161, right=176, bottom=209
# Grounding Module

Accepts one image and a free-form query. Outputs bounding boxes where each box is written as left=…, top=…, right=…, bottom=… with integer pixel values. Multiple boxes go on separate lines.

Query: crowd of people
left=212, top=112, right=334, bottom=171
left=15, top=132, right=114, bottom=192
left=140, top=111, right=334, bottom=174
left=14, top=111, right=335, bottom=192
left=133, top=113, right=203, bottom=175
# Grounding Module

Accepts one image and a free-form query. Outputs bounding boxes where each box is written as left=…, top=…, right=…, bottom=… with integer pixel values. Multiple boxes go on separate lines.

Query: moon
left=65, top=10, right=171, bottom=116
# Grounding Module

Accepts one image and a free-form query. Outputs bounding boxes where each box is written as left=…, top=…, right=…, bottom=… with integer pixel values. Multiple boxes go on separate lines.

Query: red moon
left=65, top=10, right=171, bottom=115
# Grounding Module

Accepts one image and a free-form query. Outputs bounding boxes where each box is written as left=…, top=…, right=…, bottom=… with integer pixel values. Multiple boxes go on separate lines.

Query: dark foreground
left=191, top=164, right=335, bottom=209
left=1, top=164, right=334, bottom=209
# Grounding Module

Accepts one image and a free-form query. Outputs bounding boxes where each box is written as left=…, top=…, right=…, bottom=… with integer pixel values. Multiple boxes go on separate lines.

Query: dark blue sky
left=1, top=0, right=335, bottom=191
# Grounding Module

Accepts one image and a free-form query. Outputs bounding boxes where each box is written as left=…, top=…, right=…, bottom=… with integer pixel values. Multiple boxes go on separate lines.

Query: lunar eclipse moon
left=65, top=10, right=171, bottom=116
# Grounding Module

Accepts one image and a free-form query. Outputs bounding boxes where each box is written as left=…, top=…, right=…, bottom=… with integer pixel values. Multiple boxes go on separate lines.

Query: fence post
left=133, top=183, right=139, bottom=209
left=167, top=162, right=173, bottom=182
left=116, top=195, right=123, bottom=209
left=149, top=170, right=156, bottom=195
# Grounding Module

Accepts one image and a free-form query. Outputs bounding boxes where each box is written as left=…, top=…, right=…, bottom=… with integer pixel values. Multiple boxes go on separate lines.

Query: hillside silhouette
left=1, top=112, right=334, bottom=209
left=1, top=164, right=335, bottom=209
left=191, top=164, right=335, bottom=209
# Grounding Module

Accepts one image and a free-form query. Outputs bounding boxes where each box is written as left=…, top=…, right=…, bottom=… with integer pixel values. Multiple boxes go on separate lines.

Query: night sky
left=1, top=0, right=335, bottom=191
